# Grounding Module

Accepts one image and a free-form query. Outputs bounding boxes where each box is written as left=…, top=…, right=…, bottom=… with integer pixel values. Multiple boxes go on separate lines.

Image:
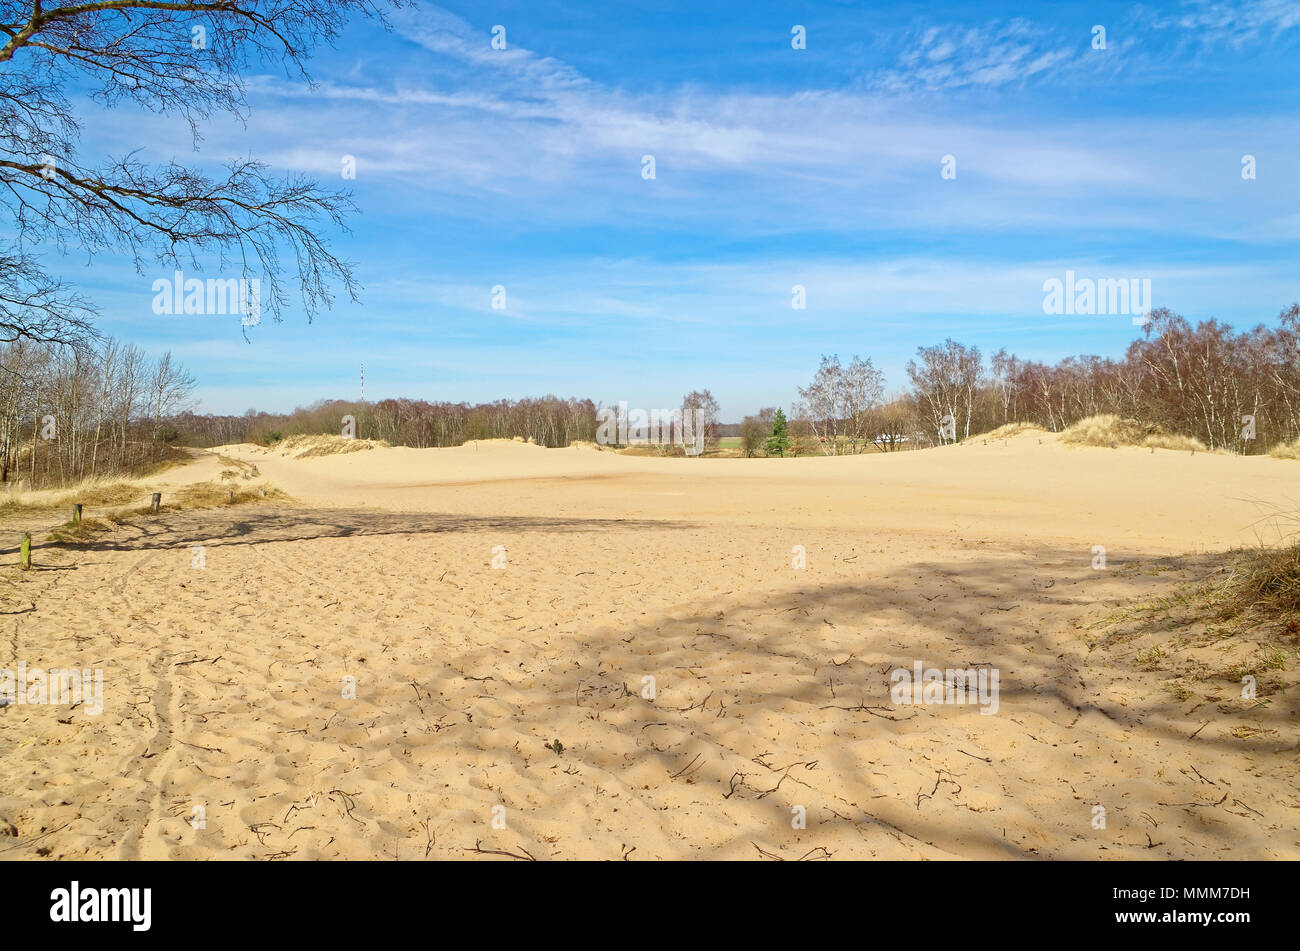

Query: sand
left=0, top=432, right=1296, bottom=860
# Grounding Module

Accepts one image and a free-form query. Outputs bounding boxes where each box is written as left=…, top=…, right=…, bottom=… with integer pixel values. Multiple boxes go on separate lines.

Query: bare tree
left=149, top=351, right=197, bottom=437
left=841, top=355, right=885, bottom=453
left=681, top=388, right=720, bottom=453
left=989, top=348, right=1022, bottom=426
left=868, top=394, right=914, bottom=452
left=795, top=354, right=844, bottom=454
left=906, top=339, right=982, bottom=443
left=0, top=0, right=406, bottom=345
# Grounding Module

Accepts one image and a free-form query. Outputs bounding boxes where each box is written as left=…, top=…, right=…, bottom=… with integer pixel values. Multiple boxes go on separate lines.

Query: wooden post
left=150, top=492, right=161, bottom=514
left=19, top=532, right=30, bottom=570
left=227, top=490, right=234, bottom=503
left=72, top=503, right=82, bottom=523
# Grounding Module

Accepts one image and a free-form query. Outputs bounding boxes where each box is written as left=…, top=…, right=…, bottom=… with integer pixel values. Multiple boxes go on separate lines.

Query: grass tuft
left=0, top=479, right=141, bottom=513
left=1269, top=439, right=1300, bottom=460
left=162, top=481, right=289, bottom=510
left=1060, top=414, right=1210, bottom=452
left=271, top=434, right=390, bottom=458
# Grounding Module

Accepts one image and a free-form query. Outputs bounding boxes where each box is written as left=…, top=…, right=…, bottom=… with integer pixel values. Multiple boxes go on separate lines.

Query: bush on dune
left=271, top=434, right=390, bottom=458
left=1269, top=439, right=1300, bottom=460
left=1061, top=414, right=1210, bottom=452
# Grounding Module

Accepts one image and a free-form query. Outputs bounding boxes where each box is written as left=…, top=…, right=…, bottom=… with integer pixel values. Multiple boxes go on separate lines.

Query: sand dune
left=1, top=433, right=1296, bottom=859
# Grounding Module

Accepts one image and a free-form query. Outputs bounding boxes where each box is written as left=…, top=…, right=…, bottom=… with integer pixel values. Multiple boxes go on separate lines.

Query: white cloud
left=1146, top=0, right=1300, bottom=47
left=870, top=19, right=1079, bottom=92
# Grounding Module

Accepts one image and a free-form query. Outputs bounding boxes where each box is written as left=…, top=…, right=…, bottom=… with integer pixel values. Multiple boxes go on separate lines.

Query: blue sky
left=61, top=0, right=1300, bottom=417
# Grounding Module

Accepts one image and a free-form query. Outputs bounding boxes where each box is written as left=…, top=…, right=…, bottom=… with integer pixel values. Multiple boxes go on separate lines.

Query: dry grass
left=164, top=481, right=289, bottom=510
left=0, top=479, right=142, bottom=514
left=47, top=517, right=120, bottom=545
left=271, top=434, right=390, bottom=458
left=980, top=422, right=1046, bottom=440
left=45, top=481, right=289, bottom=546
left=215, top=454, right=261, bottom=479
left=1089, top=544, right=1300, bottom=702
left=1060, top=414, right=1211, bottom=452
left=1269, top=439, right=1300, bottom=460
left=1228, top=544, right=1300, bottom=620
left=1102, top=546, right=1300, bottom=636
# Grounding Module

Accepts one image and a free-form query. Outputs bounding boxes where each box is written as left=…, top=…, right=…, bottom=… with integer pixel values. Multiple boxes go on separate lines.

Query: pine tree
left=765, top=408, right=791, bottom=457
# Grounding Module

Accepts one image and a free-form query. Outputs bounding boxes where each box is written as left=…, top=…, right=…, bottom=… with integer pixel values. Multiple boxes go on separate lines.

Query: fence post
left=19, top=532, right=30, bottom=570
left=72, top=503, right=82, bottom=523
left=150, top=492, right=161, bottom=514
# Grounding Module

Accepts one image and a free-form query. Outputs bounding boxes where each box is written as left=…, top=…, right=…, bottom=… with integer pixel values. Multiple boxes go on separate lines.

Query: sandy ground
left=0, top=433, right=1297, bottom=860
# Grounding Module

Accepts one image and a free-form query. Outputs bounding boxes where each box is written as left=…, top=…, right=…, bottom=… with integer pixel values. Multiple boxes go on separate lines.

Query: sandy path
left=0, top=434, right=1296, bottom=859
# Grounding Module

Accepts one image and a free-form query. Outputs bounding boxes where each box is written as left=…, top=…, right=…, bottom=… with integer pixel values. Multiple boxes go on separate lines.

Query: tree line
left=5, top=304, right=1296, bottom=487
left=773, top=305, right=1300, bottom=456
left=178, top=396, right=602, bottom=450
left=181, top=389, right=727, bottom=453
left=0, top=338, right=195, bottom=488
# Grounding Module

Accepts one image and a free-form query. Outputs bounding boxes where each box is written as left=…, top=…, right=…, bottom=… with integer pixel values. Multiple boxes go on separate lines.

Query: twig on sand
left=755, top=761, right=817, bottom=799
left=1231, top=799, right=1264, bottom=819
left=0, top=822, right=69, bottom=854
left=916, top=770, right=962, bottom=809
left=751, top=843, right=833, bottom=861
left=328, top=788, right=366, bottom=826
left=174, top=655, right=222, bottom=667
left=175, top=737, right=223, bottom=753
left=669, top=753, right=703, bottom=779
left=819, top=700, right=916, bottom=721
left=676, top=692, right=713, bottom=714
left=724, top=771, right=749, bottom=799
left=1158, top=791, right=1228, bottom=809
left=465, top=839, right=535, bottom=861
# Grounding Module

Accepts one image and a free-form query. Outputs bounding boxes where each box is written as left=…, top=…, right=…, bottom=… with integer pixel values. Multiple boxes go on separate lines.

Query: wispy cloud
left=869, top=19, right=1081, bottom=92
left=1145, top=0, right=1300, bottom=47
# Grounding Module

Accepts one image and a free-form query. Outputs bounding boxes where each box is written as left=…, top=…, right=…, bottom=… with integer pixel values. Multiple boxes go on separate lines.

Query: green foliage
left=765, top=408, right=791, bottom=457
